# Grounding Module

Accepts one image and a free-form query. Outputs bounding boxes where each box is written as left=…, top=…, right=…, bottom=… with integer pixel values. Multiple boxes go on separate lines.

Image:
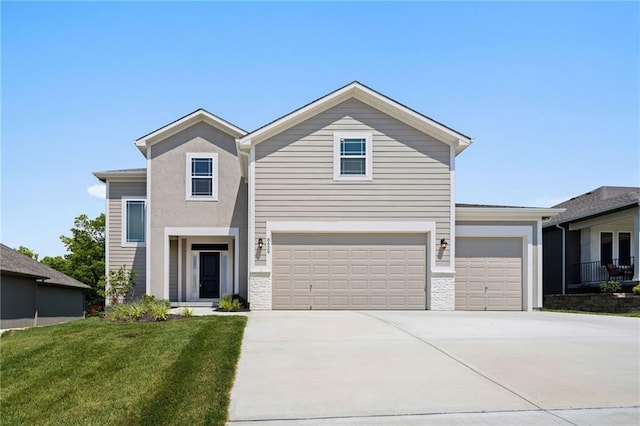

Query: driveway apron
left=228, top=311, right=640, bottom=424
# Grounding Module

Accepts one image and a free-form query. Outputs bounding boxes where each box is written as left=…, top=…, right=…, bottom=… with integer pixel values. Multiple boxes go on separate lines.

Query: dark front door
left=200, top=252, right=220, bottom=298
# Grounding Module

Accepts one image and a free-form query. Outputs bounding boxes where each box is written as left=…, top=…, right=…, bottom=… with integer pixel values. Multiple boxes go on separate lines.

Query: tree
left=15, top=246, right=39, bottom=261
left=42, top=213, right=106, bottom=307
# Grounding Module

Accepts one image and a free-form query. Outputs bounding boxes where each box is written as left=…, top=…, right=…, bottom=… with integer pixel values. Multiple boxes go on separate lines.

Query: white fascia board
left=456, top=207, right=565, bottom=221
left=136, top=110, right=247, bottom=157
left=238, top=82, right=472, bottom=149
left=93, top=172, right=146, bottom=183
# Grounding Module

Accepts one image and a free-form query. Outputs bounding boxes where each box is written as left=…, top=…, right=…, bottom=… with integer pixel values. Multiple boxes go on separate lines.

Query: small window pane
left=192, top=178, right=212, bottom=196
left=341, top=158, right=366, bottom=175
left=192, top=158, right=212, bottom=176
left=341, top=139, right=366, bottom=156
left=619, top=233, right=631, bottom=265
left=601, top=232, right=613, bottom=265
left=126, top=201, right=145, bottom=243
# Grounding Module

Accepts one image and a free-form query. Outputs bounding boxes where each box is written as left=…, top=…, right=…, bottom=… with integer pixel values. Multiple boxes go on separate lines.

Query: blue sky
left=2, top=2, right=638, bottom=257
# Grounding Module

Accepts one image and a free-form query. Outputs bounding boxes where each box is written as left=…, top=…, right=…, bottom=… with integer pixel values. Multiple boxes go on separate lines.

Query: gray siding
left=1, top=275, right=85, bottom=329
left=107, top=181, right=147, bottom=297
left=0, top=275, right=36, bottom=329
left=254, top=99, right=452, bottom=266
left=149, top=122, right=248, bottom=299
left=37, top=285, right=85, bottom=326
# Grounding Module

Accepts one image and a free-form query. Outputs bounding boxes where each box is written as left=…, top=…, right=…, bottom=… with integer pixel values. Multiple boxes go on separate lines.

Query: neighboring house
left=94, top=82, right=562, bottom=311
left=543, top=186, right=640, bottom=295
left=0, top=244, right=90, bottom=329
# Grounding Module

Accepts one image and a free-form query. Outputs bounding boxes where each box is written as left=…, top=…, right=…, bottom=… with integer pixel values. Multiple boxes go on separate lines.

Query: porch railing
left=569, top=257, right=635, bottom=285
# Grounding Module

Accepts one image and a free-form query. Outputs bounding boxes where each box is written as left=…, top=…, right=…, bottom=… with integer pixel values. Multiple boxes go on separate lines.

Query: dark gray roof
left=0, top=244, right=90, bottom=289
left=456, top=203, right=539, bottom=209
left=544, top=186, right=640, bottom=227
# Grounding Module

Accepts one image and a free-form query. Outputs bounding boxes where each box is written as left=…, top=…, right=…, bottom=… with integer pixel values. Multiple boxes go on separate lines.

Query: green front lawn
left=1, top=315, right=247, bottom=426
left=542, top=308, right=640, bottom=318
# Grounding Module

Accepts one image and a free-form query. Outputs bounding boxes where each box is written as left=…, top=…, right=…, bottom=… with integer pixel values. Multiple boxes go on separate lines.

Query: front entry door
left=200, top=252, right=220, bottom=298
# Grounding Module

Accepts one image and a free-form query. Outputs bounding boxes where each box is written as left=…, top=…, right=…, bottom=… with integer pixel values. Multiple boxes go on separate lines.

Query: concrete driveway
left=228, top=311, right=640, bottom=425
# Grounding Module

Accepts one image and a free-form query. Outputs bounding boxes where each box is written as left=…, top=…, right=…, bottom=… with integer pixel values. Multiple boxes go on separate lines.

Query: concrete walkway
left=228, top=311, right=639, bottom=425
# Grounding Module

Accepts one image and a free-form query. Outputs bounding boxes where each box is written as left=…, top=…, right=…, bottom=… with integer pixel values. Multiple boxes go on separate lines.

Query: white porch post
left=633, top=208, right=640, bottom=281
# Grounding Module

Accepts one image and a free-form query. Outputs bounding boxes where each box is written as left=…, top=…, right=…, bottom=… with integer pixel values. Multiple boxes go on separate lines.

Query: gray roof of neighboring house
left=0, top=244, right=90, bottom=289
left=543, top=186, right=640, bottom=227
left=456, top=203, right=538, bottom=209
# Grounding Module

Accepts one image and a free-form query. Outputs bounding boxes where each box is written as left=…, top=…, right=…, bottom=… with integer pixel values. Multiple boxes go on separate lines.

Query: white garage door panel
left=456, top=237, right=523, bottom=311
left=272, top=233, right=426, bottom=310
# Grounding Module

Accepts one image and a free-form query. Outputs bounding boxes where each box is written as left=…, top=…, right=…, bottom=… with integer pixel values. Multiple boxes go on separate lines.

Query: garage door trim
left=264, top=220, right=442, bottom=272
left=455, top=225, right=533, bottom=311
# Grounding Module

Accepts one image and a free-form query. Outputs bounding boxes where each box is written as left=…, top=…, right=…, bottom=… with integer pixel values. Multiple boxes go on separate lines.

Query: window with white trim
left=121, top=198, right=146, bottom=246
left=333, top=132, right=373, bottom=180
left=186, top=153, right=218, bottom=200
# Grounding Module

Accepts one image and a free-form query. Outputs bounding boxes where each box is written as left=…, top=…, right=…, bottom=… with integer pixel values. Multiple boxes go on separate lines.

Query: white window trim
left=121, top=197, right=146, bottom=247
left=186, top=152, right=218, bottom=201
left=333, top=131, right=373, bottom=181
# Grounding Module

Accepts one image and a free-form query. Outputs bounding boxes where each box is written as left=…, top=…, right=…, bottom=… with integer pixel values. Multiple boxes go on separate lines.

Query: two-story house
left=94, top=82, right=561, bottom=311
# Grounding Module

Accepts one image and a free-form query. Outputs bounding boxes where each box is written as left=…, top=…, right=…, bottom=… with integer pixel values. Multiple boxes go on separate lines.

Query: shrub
left=103, top=298, right=172, bottom=322
left=181, top=308, right=194, bottom=317
left=600, top=280, right=622, bottom=293
left=218, top=294, right=245, bottom=312
left=98, top=265, right=137, bottom=304
left=148, top=302, right=169, bottom=321
left=633, top=284, right=640, bottom=295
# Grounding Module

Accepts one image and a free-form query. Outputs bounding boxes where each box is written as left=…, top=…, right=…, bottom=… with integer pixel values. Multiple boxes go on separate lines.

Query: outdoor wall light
left=257, top=238, right=264, bottom=249
left=440, top=239, right=448, bottom=250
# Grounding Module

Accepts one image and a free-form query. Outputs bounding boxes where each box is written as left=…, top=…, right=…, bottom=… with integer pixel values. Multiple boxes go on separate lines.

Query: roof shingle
left=0, top=244, right=90, bottom=289
left=543, top=186, right=640, bottom=227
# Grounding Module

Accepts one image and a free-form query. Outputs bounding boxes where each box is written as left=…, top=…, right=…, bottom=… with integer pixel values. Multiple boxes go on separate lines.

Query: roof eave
left=135, top=109, right=247, bottom=158
left=93, top=171, right=147, bottom=182
left=544, top=201, right=640, bottom=228
left=457, top=207, right=565, bottom=221
left=238, top=82, right=472, bottom=149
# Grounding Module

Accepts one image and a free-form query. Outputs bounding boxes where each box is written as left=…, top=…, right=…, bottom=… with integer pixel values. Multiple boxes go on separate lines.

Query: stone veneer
left=430, top=272, right=455, bottom=310
left=249, top=272, right=272, bottom=310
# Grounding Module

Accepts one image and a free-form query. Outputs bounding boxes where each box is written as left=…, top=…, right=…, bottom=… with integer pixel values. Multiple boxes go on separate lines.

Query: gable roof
left=543, top=186, right=640, bottom=227
left=134, top=108, right=247, bottom=157
left=237, top=81, right=473, bottom=155
left=0, top=244, right=90, bottom=289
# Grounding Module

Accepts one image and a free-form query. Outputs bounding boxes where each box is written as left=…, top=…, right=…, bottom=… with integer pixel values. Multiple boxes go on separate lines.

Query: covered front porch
left=163, top=227, right=240, bottom=307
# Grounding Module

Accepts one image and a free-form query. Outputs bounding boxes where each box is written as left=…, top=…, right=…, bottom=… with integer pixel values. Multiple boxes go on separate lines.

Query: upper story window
left=186, top=152, right=218, bottom=201
left=333, top=132, right=373, bottom=181
left=122, top=198, right=146, bottom=247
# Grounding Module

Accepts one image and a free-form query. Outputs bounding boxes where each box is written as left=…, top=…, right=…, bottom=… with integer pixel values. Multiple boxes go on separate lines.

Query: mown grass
left=1, top=315, right=247, bottom=426
left=542, top=308, right=640, bottom=318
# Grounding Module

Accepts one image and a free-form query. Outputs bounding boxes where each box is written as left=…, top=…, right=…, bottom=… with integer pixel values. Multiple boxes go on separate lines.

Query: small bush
left=218, top=294, right=245, bottom=312
left=148, top=303, right=169, bottom=321
left=633, top=284, right=640, bottom=295
left=104, top=298, right=173, bottom=322
left=600, top=280, right=622, bottom=293
left=181, top=308, right=194, bottom=317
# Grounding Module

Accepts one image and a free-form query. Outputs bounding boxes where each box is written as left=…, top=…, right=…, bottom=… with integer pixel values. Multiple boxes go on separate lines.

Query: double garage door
left=271, top=234, right=524, bottom=311
left=272, top=234, right=426, bottom=310
left=455, top=237, right=523, bottom=311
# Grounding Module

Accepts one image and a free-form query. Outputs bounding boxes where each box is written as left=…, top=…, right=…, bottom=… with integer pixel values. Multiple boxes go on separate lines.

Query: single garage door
left=455, top=237, right=523, bottom=311
left=272, top=233, right=426, bottom=310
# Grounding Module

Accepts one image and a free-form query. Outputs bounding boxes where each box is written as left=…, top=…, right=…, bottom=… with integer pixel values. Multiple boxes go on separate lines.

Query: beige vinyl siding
left=255, top=98, right=451, bottom=266
left=107, top=181, right=147, bottom=296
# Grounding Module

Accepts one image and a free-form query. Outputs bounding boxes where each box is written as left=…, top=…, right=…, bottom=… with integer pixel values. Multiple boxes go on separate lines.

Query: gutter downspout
left=556, top=224, right=566, bottom=295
